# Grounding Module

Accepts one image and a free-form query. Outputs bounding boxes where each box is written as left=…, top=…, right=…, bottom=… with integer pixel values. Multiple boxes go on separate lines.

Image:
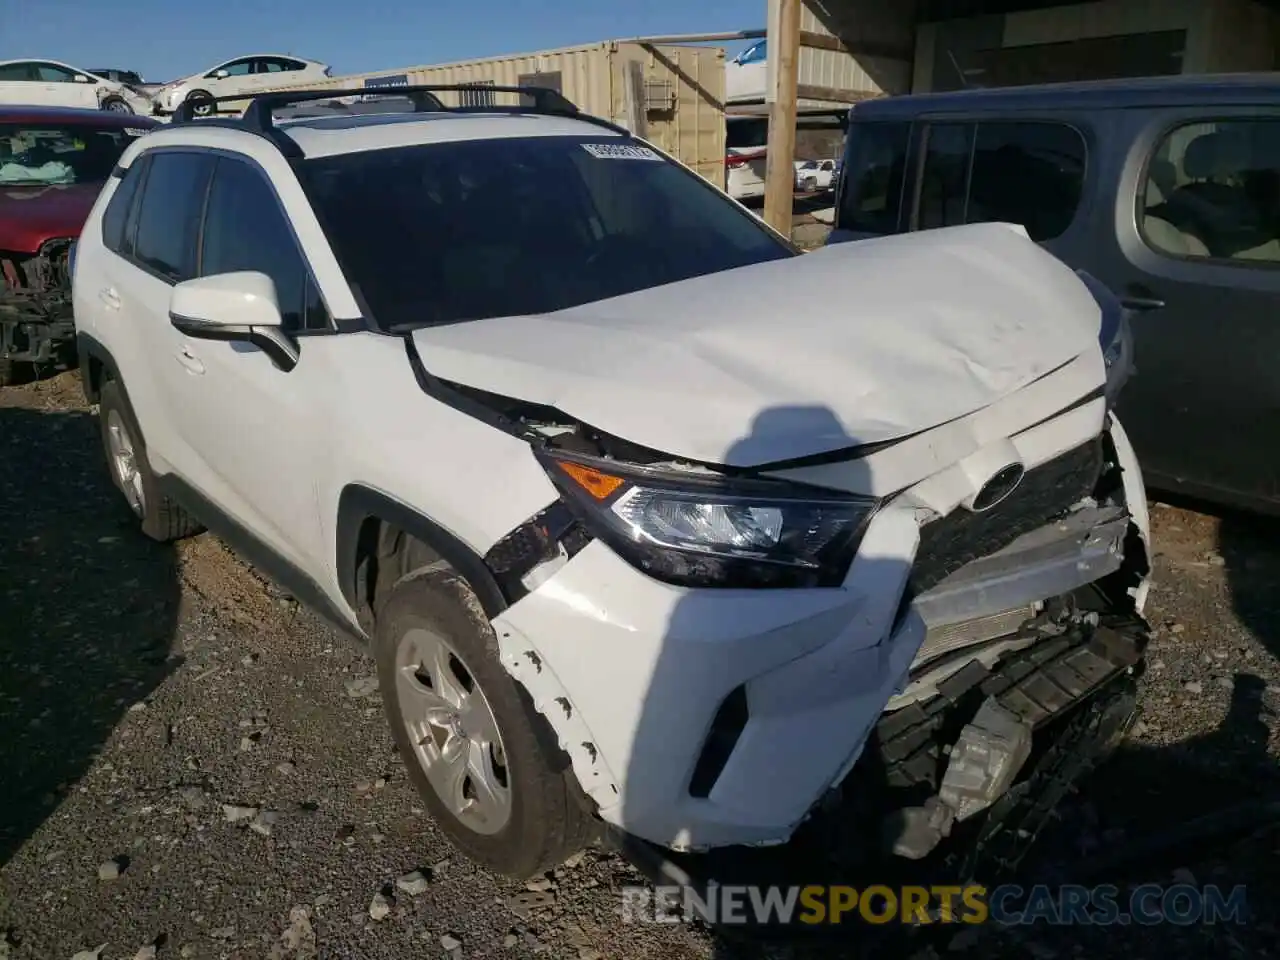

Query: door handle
left=176, top=347, right=205, bottom=375
left=1120, top=295, right=1165, bottom=312
left=98, top=287, right=121, bottom=310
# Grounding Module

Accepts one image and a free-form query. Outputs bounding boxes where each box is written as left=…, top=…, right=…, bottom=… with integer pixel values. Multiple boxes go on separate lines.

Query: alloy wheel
left=105, top=409, right=145, bottom=516
left=395, top=626, right=513, bottom=835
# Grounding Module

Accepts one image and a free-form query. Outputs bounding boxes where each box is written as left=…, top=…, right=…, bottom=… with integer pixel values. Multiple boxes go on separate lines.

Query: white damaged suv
left=70, top=86, right=1152, bottom=881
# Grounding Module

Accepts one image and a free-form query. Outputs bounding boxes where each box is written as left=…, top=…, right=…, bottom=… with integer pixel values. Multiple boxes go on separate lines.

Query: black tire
left=375, top=564, right=596, bottom=878
left=185, top=90, right=215, bottom=117
left=97, top=378, right=203, bottom=542
left=101, top=95, right=134, bottom=114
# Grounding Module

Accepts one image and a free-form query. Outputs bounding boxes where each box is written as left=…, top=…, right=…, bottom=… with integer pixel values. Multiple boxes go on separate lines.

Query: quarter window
left=1140, top=118, right=1280, bottom=264
left=132, top=152, right=215, bottom=282
left=200, top=157, right=328, bottom=331
left=915, top=120, right=1086, bottom=242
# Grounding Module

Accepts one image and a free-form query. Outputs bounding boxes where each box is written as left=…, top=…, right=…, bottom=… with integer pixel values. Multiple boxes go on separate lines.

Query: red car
left=0, top=105, right=158, bottom=385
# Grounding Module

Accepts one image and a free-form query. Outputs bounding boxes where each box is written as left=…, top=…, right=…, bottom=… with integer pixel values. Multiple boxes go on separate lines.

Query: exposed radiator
left=916, top=605, right=1038, bottom=668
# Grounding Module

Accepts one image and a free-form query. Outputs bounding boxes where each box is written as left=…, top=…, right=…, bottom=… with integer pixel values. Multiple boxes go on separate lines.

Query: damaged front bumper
left=1, top=239, right=76, bottom=366
left=491, top=409, right=1152, bottom=853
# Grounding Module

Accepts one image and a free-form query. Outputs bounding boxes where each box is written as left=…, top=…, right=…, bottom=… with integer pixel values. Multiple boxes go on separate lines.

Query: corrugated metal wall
left=798, top=1, right=915, bottom=102
left=914, top=0, right=1280, bottom=91
left=1000, top=0, right=1199, bottom=46
left=259, top=42, right=726, bottom=188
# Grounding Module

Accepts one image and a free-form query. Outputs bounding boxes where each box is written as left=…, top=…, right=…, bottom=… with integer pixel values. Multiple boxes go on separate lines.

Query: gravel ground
left=1, top=372, right=1277, bottom=960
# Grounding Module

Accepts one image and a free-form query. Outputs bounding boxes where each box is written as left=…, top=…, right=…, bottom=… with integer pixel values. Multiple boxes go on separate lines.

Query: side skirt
left=154, top=473, right=368, bottom=646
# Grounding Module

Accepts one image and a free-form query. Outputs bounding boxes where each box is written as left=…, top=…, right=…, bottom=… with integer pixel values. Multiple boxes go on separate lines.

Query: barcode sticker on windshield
left=124, top=128, right=151, bottom=137
left=580, top=143, right=661, bottom=161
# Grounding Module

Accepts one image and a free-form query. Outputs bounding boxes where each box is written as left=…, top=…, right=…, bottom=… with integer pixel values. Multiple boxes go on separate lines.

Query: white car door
left=33, top=62, right=98, bottom=108
left=162, top=154, right=329, bottom=573
left=203, top=58, right=255, bottom=99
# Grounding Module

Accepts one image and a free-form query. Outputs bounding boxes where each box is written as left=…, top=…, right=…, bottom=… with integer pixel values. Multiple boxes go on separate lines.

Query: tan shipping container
left=259, top=41, right=727, bottom=189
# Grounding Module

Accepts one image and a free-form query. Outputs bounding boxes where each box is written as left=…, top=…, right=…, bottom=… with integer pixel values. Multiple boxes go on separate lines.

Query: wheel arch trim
left=335, top=484, right=508, bottom=624
left=76, top=331, right=121, bottom=405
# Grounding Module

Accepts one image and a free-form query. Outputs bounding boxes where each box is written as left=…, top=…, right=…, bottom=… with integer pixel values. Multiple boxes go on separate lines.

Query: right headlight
left=537, top=449, right=878, bottom=590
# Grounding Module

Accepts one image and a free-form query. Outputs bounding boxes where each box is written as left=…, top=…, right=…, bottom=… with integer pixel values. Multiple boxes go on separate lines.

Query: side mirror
left=74, top=74, right=93, bottom=83
left=169, top=271, right=298, bottom=371
left=213, top=69, right=229, bottom=79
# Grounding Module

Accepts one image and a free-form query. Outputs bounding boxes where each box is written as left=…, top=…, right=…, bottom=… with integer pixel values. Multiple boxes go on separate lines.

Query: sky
left=2, top=0, right=761, bottom=83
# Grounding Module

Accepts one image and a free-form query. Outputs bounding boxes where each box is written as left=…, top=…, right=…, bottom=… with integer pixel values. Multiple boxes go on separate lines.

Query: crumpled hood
left=0, top=183, right=98, bottom=253
left=412, top=221, right=1104, bottom=467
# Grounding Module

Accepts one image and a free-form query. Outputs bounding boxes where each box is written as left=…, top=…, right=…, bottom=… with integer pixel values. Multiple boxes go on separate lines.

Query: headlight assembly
left=537, top=450, right=878, bottom=589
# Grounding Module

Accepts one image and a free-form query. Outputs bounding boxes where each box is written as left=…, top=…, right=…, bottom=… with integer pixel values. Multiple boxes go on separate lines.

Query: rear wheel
left=374, top=563, right=596, bottom=878
left=97, top=378, right=203, bottom=541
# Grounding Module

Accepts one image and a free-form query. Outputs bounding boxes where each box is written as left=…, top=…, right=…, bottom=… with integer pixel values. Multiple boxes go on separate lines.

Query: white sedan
left=151, top=55, right=330, bottom=116
left=0, top=60, right=154, bottom=114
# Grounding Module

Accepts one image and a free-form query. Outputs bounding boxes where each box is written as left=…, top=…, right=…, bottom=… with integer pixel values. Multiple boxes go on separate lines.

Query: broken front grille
left=908, top=438, right=1105, bottom=600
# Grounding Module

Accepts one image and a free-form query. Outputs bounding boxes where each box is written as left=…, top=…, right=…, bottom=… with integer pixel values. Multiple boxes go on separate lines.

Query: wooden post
left=763, top=0, right=801, bottom=234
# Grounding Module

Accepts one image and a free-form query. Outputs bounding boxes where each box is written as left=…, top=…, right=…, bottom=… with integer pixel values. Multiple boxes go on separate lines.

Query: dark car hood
left=0, top=182, right=100, bottom=253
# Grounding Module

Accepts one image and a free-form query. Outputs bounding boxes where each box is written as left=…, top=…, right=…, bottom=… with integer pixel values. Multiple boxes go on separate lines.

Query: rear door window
left=1139, top=118, right=1280, bottom=264
left=837, top=121, right=911, bottom=234
left=967, top=122, right=1087, bottom=240
left=0, top=63, right=35, bottom=82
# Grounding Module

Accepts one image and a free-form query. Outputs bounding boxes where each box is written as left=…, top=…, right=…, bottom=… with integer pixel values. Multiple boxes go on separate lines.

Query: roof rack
left=168, top=84, right=630, bottom=159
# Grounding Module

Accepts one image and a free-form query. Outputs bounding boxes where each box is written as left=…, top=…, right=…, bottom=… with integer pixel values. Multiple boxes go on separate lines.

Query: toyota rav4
left=70, top=86, right=1152, bottom=882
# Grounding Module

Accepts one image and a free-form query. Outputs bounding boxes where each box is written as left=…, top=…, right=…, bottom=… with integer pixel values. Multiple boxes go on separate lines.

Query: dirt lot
left=1, top=371, right=1278, bottom=960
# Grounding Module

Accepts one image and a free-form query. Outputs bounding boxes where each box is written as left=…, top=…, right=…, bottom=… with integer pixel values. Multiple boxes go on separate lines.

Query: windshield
left=300, top=135, right=795, bottom=330
left=0, top=122, right=146, bottom=186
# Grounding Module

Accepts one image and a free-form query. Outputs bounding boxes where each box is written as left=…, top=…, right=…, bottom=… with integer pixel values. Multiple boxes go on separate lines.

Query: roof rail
left=172, top=83, right=579, bottom=125
left=168, top=83, right=632, bottom=157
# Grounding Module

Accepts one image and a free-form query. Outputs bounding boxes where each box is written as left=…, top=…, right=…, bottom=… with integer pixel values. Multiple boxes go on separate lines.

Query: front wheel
left=374, top=564, right=596, bottom=878
left=101, top=95, right=134, bottom=114
left=184, top=90, right=215, bottom=117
